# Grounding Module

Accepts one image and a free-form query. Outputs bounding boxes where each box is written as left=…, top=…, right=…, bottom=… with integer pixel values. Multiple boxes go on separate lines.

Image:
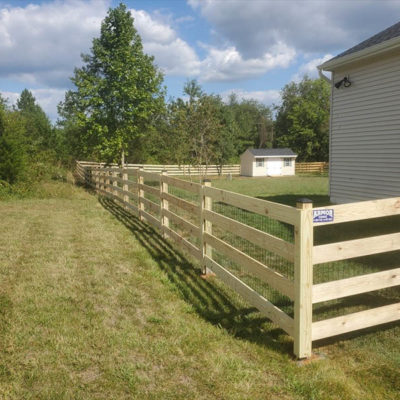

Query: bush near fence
left=76, top=161, right=400, bottom=358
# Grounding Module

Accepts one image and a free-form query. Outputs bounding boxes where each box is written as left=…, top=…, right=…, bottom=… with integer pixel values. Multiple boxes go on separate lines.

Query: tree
left=58, top=3, right=165, bottom=164
left=17, top=89, right=53, bottom=157
left=226, top=95, right=273, bottom=154
left=0, top=95, right=26, bottom=183
left=274, top=77, right=330, bottom=161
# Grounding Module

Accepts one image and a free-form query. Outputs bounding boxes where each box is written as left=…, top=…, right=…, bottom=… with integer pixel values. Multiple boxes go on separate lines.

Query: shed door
left=267, top=159, right=282, bottom=176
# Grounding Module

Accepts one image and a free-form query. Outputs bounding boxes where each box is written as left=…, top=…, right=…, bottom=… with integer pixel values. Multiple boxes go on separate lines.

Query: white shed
left=319, top=21, right=400, bottom=203
left=240, top=148, right=297, bottom=177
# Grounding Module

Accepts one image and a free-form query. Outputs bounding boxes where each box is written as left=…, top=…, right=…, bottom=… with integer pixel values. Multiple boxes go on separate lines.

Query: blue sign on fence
left=313, top=209, right=334, bottom=223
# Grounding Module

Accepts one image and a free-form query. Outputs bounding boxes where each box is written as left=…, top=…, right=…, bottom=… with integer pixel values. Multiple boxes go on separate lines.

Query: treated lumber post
left=160, top=170, right=169, bottom=238
left=95, top=167, right=100, bottom=192
left=294, top=198, right=313, bottom=359
left=201, top=179, right=213, bottom=275
left=138, top=167, right=144, bottom=221
left=101, top=168, right=105, bottom=193
left=112, top=169, right=118, bottom=198
left=122, top=168, right=129, bottom=209
left=106, top=170, right=110, bottom=195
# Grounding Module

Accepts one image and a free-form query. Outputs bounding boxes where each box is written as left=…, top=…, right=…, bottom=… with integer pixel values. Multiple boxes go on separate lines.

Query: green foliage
left=274, top=77, right=330, bottom=161
left=17, top=89, right=54, bottom=156
left=140, top=80, right=274, bottom=168
left=0, top=98, right=26, bottom=184
left=227, top=94, right=274, bottom=154
left=58, top=3, right=165, bottom=164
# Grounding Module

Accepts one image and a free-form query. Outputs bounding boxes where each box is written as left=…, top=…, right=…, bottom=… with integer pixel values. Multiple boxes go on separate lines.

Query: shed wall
left=330, top=53, right=400, bottom=203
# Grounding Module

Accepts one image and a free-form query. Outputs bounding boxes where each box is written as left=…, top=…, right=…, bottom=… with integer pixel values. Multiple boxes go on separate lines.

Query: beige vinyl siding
left=330, top=53, right=400, bottom=203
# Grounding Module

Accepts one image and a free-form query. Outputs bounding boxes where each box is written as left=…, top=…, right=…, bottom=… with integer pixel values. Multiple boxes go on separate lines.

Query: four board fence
left=78, top=161, right=328, bottom=176
left=295, top=162, right=328, bottom=174
left=77, top=161, right=240, bottom=176
left=76, top=161, right=400, bottom=358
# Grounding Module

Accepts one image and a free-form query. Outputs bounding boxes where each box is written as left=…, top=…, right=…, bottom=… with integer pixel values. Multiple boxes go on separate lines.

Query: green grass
left=0, top=178, right=399, bottom=399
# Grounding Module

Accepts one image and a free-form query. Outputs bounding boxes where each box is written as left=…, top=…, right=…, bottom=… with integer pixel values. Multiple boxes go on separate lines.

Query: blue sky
left=1, top=0, right=399, bottom=121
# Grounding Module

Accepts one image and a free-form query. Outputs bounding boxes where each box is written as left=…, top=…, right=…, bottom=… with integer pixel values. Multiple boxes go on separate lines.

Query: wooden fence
left=78, top=161, right=328, bottom=176
left=295, top=162, right=328, bottom=174
left=77, top=161, right=240, bottom=176
left=76, top=161, right=400, bottom=358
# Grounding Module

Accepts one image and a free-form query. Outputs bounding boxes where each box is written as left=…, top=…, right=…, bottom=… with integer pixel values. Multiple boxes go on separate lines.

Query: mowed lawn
left=0, top=179, right=399, bottom=399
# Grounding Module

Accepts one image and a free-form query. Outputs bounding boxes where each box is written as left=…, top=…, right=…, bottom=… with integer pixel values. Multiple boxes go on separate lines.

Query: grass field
left=0, top=177, right=399, bottom=399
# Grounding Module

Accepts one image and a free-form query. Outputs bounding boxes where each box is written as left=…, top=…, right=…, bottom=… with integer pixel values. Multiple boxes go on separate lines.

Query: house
left=240, top=148, right=297, bottom=177
left=318, top=21, right=400, bottom=203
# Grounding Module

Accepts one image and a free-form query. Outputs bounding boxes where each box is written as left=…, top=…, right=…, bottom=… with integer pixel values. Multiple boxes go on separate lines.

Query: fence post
left=294, top=198, right=313, bottom=359
left=160, top=170, right=169, bottom=238
left=138, top=167, right=144, bottom=221
left=105, top=170, right=110, bottom=195
left=201, top=179, right=213, bottom=275
left=100, top=168, right=106, bottom=196
left=94, top=166, right=100, bottom=193
left=112, top=169, right=118, bottom=198
left=122, top=168, right=129, bottom=209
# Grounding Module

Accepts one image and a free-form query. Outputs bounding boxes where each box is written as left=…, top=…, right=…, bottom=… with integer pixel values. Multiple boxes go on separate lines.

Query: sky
left=0, top=0, right=399, bottom=121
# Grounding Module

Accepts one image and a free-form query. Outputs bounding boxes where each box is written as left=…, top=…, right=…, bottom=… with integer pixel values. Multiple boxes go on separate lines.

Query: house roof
left=319, top=20, right=400, bottom=71
left=247, top=148, right=297, bottom=157
left=334, top=21, right=400, bottom=60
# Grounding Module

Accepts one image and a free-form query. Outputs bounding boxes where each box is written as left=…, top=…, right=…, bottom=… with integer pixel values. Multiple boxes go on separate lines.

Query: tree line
left=0, top=3, right=330, bottom=186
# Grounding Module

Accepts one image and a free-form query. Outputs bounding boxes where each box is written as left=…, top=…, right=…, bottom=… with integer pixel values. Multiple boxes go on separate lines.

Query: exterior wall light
left=334, top=76, right=352, bottom=89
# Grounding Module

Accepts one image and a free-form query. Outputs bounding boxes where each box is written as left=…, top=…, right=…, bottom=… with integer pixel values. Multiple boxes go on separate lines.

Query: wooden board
left=162, top=175, right=202, bottom=194
left=312, top=267, right=400, bottom=303
left=161, top=192, right=200, bottom=216
left=204, top=233, right=294, bottom=299
left=139, top=183, right=160, bottom=197
left=203, top=209, right=295, bottom=262
left=203, top=186, right=299, bottom=226
left=312, top=302, right=400, bottom=341
left=139, top=196, right=161, bottom=214
left=162, top=208, right=201, bottom=238
left=205, top=256, right=294, bottom=336
left=312, top=197, right=400, bottom=226
left=313, top=232, right=400, bottom=264
left=163, top=226, right=202, bottom=260
left=139, top=170, right=161, bottom=181
left=141, top=210, right=161, bottom=230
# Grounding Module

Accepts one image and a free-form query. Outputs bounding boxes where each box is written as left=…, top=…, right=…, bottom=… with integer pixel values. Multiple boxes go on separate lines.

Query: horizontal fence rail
left=295, top=162, right=328, bottom=173
left=76, top=161, right=400, bottom=358
left=311, top=197, right=400, bottom=342
left=77, top=161, right=240, bottom=176
left=78, top=161, right=328, bottom=176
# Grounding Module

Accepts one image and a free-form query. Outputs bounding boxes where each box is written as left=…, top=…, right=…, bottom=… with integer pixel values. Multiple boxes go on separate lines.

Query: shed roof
left=247, top=148, right=297, bottom=157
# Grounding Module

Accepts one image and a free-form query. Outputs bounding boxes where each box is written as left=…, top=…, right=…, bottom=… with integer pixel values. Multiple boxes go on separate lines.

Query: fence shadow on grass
left=99, top=196, right=293, bottom=356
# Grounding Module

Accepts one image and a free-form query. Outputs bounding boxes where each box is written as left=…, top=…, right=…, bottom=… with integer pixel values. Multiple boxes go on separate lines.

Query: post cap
left=203, top=179, right=211, bottom=183
left=296, top=198, right=313, bottom=204
left=161, top=169, right=168, bottom=173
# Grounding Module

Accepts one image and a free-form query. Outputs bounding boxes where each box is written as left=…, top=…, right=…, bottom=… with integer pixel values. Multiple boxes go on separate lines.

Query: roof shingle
left=333, top=20, right=400, bottom=60
left=247, top=148, right=297, bottom=157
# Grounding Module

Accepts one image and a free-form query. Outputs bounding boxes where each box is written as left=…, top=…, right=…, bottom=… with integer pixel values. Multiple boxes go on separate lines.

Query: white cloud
left=221, top=88, right=281, bottom=106
left=130, top=9, right=201, bottom=76
left=188, top=0, right=400, bottom=57
left=0, top=0, right=109, bottom=87
left=199, top=42, right=295, bottom=82
left=292, top=54, right=333, bottom=82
